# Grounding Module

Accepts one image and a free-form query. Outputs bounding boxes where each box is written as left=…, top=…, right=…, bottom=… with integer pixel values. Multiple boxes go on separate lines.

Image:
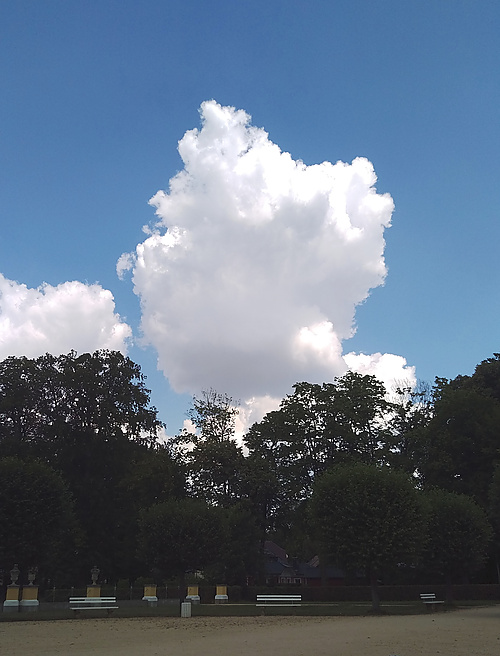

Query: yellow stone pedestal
left=215, top=584, right=228, bottom=604
left=142, top=584, right=158, bottom=606
left=21, top=585, right=39, bottom=612
left=3, top=585, right=20, bottom=612
left=87, top=585, right=101, bottom=597
left=186, top=585, right=200, bottom=604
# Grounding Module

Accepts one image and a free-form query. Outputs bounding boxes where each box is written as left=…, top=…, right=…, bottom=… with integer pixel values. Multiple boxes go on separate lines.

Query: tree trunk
left=369, top=570, right=381, bottom=613
left=179, top=572, right=187, bottom=603
left=319, top=553, right=327, bottom=587
left=445, top=573, right=453, bottom=604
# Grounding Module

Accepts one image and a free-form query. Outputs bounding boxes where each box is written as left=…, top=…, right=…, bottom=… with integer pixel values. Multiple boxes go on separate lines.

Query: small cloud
left=116, top=252, right=135, bottom=280
left=344, top=352, right=416, bottom=393
left=0, top=274, right=131, bottom=359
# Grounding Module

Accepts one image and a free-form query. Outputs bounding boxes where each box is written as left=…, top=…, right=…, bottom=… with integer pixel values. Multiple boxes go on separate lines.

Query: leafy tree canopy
left=137, top=498, right=224, bottom=582
left=244, top=373, right=396, bottom=532
left=0, top=350, right=162, bottom=462
left=421, top=488, right=492, bottom=597
left=310, top=462, right=423, bottom=610
left=172, top=389, right=245, bottom=507
left=0, top=457, right=80, bottom=580
left=0, top=350, right=173, bottom=583
left=420, top=365, right=500, bottom=506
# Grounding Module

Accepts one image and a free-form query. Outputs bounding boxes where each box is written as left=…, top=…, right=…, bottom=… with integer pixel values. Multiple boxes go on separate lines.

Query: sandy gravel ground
left=1, top=606, right=500, bottom=656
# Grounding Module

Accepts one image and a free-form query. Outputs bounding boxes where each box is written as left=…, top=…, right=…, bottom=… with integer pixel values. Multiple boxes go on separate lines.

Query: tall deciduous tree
left=174, top=389, right=245, bottom=506
left=244, top=373, right=391, bottom=533
left=0, top=350, right=166, bottom=582
left=420, top=379, right=500, bottom=507
left=386, top=381, right=433, bottom=476
left=311, top=462, right=423, bottom=611
left=0, top=350, right=162, bottom=459
left=184, top=388, right=238, bottom=444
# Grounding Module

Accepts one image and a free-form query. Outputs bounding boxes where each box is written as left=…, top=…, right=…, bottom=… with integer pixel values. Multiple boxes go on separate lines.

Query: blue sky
left=1, top=1, right=499, bottom=434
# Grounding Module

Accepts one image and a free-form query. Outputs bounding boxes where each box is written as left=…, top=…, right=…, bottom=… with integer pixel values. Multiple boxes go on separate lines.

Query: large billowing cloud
left=121, top=100, right=414, bottom=408
left=0, top=274, right=131, bottom=359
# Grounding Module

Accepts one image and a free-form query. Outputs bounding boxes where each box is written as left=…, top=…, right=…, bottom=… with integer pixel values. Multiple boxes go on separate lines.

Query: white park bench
left=420, top=593, right=444, bottom=611
left=256, top=594, right=302, bottom=607
left=69, top=596, right=119, bottom=615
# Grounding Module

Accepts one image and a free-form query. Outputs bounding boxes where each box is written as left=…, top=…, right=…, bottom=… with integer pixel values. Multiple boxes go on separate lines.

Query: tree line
left=1, top=350, right=499, bottom=608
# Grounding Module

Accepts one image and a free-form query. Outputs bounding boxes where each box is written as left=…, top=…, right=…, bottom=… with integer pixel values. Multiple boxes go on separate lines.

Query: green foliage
left=0, top=350, right=178, bottom=582
left=244, top=373, right=394, bottom=534
left=2, top=349, right=499, bottom=588
left=172, top=389, right=245, bottom=506
left=420, top=376, right=500, bottom=506
left=187, top=439, right=245, bottom=506
left=184, top=388, right=238, bottom=444
left=0, top=350, right=162, bottom=455
left=122, top=445, right=186, bottom=509
left=204, top=502, right=261, bottom=585
left=310, top=463, right=424, bottom=586
left=137, top=498, right=224, bottom=580
left=471, top=353, right=500, bottom=402
left=421, top=488, right=492, bottom=583
left=488, top=464, right=500, bottom=549
left=238, top=452, right=281, bottom=533
left=386, top=381, right=433, bottom=475
left=0, top=457, right=80, bottom=579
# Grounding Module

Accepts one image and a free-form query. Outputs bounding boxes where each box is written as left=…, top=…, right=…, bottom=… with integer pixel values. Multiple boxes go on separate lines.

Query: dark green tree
left=205, top=502, right=261, bottom=585
left=137, top=498, right=223, bottom=587
left=420, top=379, right=500, bottom=507
left=0, top=457, right=80, bottom=582
left=244, top=373, right=391, bottom=534
left=386, top=381, right=433, bottom=476
left=187, top=439, right=245, bottom=506
left=488, top=465, right=500, bottom=581
left=311, top=462, right=423, bottom=611
left=0, top=350, right=165, bottom=582
left=183, top=388, right=238, bottom=444
left=333, top=372, right=390, bottom=462
left=173, top=389, right=245, bottom=506
left=239, top=451, right=281, bottom=533
left=421, top=489, right=492, bottom=601
left=471, top=353, right=500, bottom=402
left=122, top=445, right=185, bottom=510
left=0, top=350, right=162, bottom=460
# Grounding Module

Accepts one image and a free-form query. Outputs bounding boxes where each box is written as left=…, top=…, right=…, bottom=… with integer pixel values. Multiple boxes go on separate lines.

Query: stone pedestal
left=142, top=584, right=158, bottom=606
left=215, top=584, right=228, bottom=604
left=87, top=585, right=101, bottom=597
left=3, top=585, right=20, bottom=613
left=21, top=585, right=39, bottom=612
left=185, top=585, right=200, bottom=604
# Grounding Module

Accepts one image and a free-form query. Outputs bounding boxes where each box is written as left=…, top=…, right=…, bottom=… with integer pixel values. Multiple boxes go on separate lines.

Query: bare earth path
left=1, top=606, right=500, bottom=656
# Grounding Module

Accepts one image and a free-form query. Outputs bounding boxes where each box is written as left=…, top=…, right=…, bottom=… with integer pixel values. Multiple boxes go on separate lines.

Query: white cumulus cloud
left=123, top=100, right=405, bottom=404
left=344, top=352, right=417, bottom=394
left=0, top=274, right=131, bottom=359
